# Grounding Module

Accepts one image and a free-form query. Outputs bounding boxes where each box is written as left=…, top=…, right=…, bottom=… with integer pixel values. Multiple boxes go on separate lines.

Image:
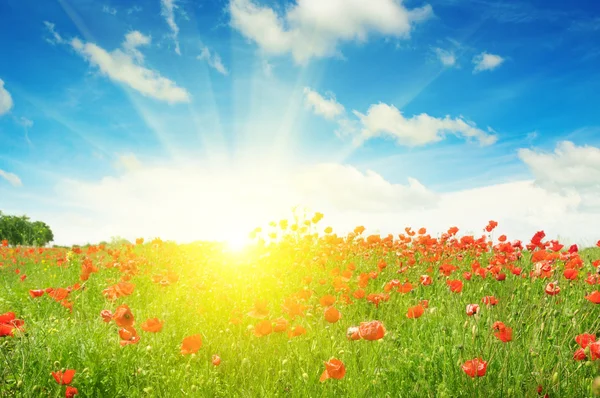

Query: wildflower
left=29, top=289, right=45, bottom=298
left=447, top=280, right=463, bottom=293
left=545, top=282, right=560, bottom=296
left=575, top=333, right=596, bottom=349
left=273, top=317, right=289, bottom=333
left=112, top=305, right=134, bottom=328
left=100, top=310, right=113, bottom=323
left=52, top=369, right=76, bottom=385
left=407, top=304, right=425, bottom=319
left=585, top=291, right=600, bottom=304
left=65, top=386, right=78, bottom=397
left=319, top=358, right=346, bottom=382
left=482, top=296, right=498, bottom=306
left=324, top=307, right=341, bottom=323
left=461, top=358, right=487, bottom=378
left=466, top=304, right=480, bottom=316
left=492, top=322, right=512, bottom=342
left=141, top=318, right=163, bottom=333
left=181, top=334, right=202, bottom=354
left=254, top=320, right=272, bottom=337
left=358, top=321, right=385, bottom=341
left=212, top=355, right=221, bottom=366
left=346, top=326, right=361, bottom=341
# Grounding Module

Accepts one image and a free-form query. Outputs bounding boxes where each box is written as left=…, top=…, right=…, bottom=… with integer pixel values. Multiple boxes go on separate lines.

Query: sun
left=223, top=233, right=251, bottom=253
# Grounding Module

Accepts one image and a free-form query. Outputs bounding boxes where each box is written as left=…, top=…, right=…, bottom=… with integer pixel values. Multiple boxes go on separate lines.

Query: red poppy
left=590, top=341, right=600, bottom=360
left=29, top=289, right=45, bottom=298
left=447, top=280, right=463, bottom=293
left=141, top=318, right=163, bottom=333
left=492, top=322, right=512, bottom=342
left=65, top=386, right=78, bottom=397
left=287, top=325, right=306, bottom=338
left=466, top=304, right=480, bottom=316
left=545, top=282, right=560, bottom=296
left=573, top=348, right=586, bottom=361
left=575, top=333, right=596, bottom=348
left=52, top=369, right=76, bottom=385
left=564, top=269, right=578, bottom=280
left=461, top=358, right=488, bottom=378
left=358, top=320, right=385, bottom=340
left=481, top=296, right=498, bottom=306
left=319, top=358, right=346, bottom=382
left=181, top=334, right=202, bottom=354
left=420, top=275, right=432, bottom=286
left=585, top=291, right=600, bottom=304
left=100, top=310, right=113, bottom=323
left=212, top=354, right=221, bottom=366
left=112, top=305, right=134, bottom=328
left=407, top=305, right=425, bottom=319
left=346, top=326, right=361, bottom=341
left=319, top=295, right=336, bottom=307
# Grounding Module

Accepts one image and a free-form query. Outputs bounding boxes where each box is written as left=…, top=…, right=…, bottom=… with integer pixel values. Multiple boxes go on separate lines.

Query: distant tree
left=0, top=211, right=54, bottom=247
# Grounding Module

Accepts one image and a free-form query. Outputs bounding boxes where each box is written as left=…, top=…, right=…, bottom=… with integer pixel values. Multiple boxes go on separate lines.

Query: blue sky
left=1, top=0, right=600, bottom=246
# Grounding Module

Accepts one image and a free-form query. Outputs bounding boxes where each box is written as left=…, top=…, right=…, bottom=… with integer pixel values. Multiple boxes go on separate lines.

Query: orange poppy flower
left=353, top=289, right=366, bottom=299
left=319, top=295, right=336, bottom=307
left=407, top=304, right=425, bottom=319
left=585, top=291, right=600, bottom=304
left=324, top=307, right=341, bottom=323
left=288, top=325, right=306, bottom=338
left=481, top=296, right=498, bottom=306
left=254, top=320, right=273, bottom=337
left=48, top=288, right=69, bottom=302
left=319, top=358, right=346, bottom=382
left=119, top=327, right=141, bottom=346
left=181, top=334, right=202, bottom=354
left=100, top=310, right=113, bottom=323
left=112, top=305, right=135, bottom=328
left=212, top=354, right=221, bottom=366
left=247, top=300, right=270, bottom=319
left=52, top=369, right=76, bottom=385
left=420, top=275, right=432, bottom=286
left=358, top=321, right=385, bottom=341
left=461, top=358, right=487, bottom=377
left=141, top=318, right=163, bottom=333
left=273, top=317, right=289, bottom=333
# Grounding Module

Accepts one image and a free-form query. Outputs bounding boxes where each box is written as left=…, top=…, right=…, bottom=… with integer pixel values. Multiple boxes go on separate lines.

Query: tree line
left=0, top=211, right=54, bottom=247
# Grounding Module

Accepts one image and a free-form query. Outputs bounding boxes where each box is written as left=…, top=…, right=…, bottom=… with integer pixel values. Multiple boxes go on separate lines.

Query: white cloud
left=433, top=47, right=456, bottom=67
left=473, top=52, right=505, bottom=72
left=303, top=87, right=345, bottom=120
left=198, top=46, right=229, bottom=75
left=102, top=5, right=117, bottom=15
left=519, top=141, right=600, bottom=210
left=127, top=5, right=143, bottom=14
left=70, top=33, right=191, bottom=103
left=43, top=21, right=64, bottom=45
left=229, top=0, right=433, bottom=63
left=122, top=30, right=151, bottom=62
left=0, top=79, right=13, bottom=116
left=161, top=0, right=181, bottom=55
left=0, top=170, right=22, bottom=187
left=352, top=103, right=497, bottom=146
left=46, top=161, right=435, bottom=244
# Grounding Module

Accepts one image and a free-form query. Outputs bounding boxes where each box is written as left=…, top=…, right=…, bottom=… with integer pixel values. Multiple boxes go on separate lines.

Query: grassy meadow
left=1, top=214, right=600, bottom=397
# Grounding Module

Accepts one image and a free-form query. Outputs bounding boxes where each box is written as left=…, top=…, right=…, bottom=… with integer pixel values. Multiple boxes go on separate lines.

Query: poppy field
left=1, top=213, right=600, bottom=397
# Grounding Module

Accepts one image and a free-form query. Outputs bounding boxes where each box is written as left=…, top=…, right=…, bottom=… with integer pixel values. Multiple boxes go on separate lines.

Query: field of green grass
left=1, top=217, right=600, bottom=397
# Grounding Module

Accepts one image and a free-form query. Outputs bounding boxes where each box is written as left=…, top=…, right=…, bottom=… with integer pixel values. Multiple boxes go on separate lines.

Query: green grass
left=1, top=233, right=600, bottom=397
